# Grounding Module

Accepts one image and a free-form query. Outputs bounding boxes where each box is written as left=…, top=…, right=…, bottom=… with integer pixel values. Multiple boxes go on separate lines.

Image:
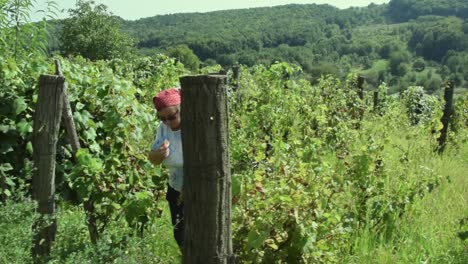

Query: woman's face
left=158, top=105, right=181, bottom=131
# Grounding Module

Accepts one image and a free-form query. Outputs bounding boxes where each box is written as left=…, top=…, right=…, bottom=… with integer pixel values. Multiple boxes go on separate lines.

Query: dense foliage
left=1, top=0, right=467, bottom=263
left=1, top=52, right=467, bottom=262
left=387, top=0, right=468, bottom=22
left=59, top=0, right=135, bottom=61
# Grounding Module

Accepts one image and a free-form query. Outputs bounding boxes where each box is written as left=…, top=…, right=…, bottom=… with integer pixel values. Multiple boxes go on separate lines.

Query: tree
left=389, top=50, right=410, bottom=76
left=0, top=0, right=57, bottom=60
left=387, top=0, right=468, bottom=22
left=309, top=62, right=340, bottom=84
left=408, top=16, right=464, bottom=61
left=424, top=73, right=443, bottom=93
left=59, top=0, right=134, bottom=61
left=165, top=44, right=200, bottom=72
left=412, top=58, right=426, bottom=72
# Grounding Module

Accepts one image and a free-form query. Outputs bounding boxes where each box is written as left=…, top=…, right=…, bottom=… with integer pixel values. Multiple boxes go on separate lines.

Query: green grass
left=348, top=127, right=468, bottom=263
left=0, top=200, right=37, bottom=263
left=0, top=200, right=181, bottom=264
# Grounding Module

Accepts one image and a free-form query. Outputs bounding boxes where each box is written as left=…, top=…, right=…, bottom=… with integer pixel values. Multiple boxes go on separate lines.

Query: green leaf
left=17, top=119, right=32, bottom=136
left=232, top=174, right=242, bottom=197
left=0, top=124, right=10, bottom=133
left=279, top=195, right=292, bottom=203
left=246, top=223, right=269, bottom=250
left=5, top=177, right=15, bottom=186
left=13, top=97, right=27, bottom=115
left=128, top=172, right=134, bottom=185
left=89, top=143, right=101, bottom=153
left=26, top=143, right=32, bottom=156
left=117, top=184, right=127, bottom=191
left=83, top=127, right=97, bottom=141
left=0, top=163, right=13, bottom=173
left=75, top=102, right=85, bottom=110
left=135, top=191, right=152, bottom=200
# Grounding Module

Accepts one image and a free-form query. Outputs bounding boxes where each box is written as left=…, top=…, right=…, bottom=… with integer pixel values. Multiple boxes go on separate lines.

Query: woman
left=148, top=88, right=184, bottom=249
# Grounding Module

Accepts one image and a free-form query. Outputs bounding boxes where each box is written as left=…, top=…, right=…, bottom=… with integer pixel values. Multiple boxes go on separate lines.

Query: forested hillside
left=118, top=0, right=468, bottom=92
left=387, top=0, right=468, bottom=22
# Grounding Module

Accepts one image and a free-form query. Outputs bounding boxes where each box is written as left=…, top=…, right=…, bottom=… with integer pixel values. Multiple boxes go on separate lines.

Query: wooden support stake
left=437, top=81, right=455, bottom=153
left=373, top=90, right=379, bottom=112
left=232, top=65, right=240, bottom=91
left=55, top=59, right=81, bottom=157
left=232, top=65, right=242, bottom=106
left=54, top=59, right=98, bottom=243
left=0, top=172, right=7, bottom=202
left=357, top=76, right=364, bottom=100
left=32, top=74, right=65, bottom=259
left=180, top=75, right=234, bottom=264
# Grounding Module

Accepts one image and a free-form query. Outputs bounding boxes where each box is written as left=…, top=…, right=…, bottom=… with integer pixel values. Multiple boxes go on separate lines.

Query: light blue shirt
left=152, top=123, right=183, bottom=192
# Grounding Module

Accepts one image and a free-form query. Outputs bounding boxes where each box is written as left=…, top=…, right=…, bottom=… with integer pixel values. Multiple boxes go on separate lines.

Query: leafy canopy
left=165, top=44, right=200, bottom=72
left=59, top=0, right=134, bottom=61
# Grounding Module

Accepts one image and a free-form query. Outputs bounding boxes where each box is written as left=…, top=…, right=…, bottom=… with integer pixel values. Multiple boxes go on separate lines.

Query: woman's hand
left=159, top=139, right=170, bottom=158
left=149, top=140, right=170, bottom=165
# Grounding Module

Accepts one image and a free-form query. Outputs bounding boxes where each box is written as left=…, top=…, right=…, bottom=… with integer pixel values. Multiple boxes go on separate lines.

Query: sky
left=31, top=0, right=390, bottom=21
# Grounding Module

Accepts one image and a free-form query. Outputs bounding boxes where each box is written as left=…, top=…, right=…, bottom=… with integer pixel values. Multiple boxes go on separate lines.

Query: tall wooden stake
left=54, top=59, right=99, bottom=243
left=373, top=90, right=379, bottom=112
left=32, top=74, right=65, bottom=260
left=180, top=75, right=234, bottom=264
left=357, top=76, right=364, bottom=101
left=232, top=64, right=240, bottom=91
left=55, top=60, right=81, bottom=158
left=437, top=81, right=455, bottom=153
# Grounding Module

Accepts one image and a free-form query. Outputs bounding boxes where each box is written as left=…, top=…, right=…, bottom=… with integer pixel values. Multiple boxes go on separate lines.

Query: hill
left=43, top=0, right=468, bottom=92
left=118, top=0, right=467, bottom=92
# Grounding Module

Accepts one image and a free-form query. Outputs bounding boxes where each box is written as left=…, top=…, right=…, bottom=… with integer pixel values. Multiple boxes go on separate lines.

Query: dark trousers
left=166, top=185, right=184, bottom=249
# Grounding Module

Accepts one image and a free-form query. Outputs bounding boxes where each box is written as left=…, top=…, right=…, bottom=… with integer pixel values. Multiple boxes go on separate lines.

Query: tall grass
left=0, top=200, right=181, bottom=263
left=349, top=129, right=468, bottom=263
left=0, top=200, right=37, bottom=263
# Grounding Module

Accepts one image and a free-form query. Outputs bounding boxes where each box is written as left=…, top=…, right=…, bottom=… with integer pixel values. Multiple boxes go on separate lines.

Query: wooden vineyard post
left=31, top=74, right=65, bottom=259
left=0, top=173, right=7, bottom=202
left=357, top=76, right=364, bottom=101
left=373, top=90, right=379, bottom=112
left=232, top=64, right=240, bottom=91
left=180, top=75, right=234, bottom=264
left=232, top=65, right=242, bottom=106
left=437, top=80, right=455, bottom=154
left=55, top=60, right=81, bottom=159
left=54, top=60, right=100, bottom=243
left=352, top=76, right=365, bottom=128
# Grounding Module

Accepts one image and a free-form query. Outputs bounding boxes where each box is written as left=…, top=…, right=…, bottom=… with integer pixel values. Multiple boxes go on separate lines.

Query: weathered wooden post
left=232, top=64, right=240, bottom=91
left=180, top=75, right=234, bottom=263
left=437, top=80, right=455, bottom=153
left=357, top=76, right=365, bottom=101
left=231, top=64, right=242, bottom=106
left=219, top=68, right=227, bottom=75
left=352, top=76, right=365, bottom=129
left=32, top=74, right=65, bottom=259
left=55, top=60, right=81, bottom=159
left=373, top=90, right=379, bottom=112
left=54, top=60, right=100, bottom=243
left=0, top=173, right=7, bottom=202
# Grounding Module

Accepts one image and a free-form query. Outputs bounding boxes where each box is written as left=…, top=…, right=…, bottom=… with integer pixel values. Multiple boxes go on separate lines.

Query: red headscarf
left=153, top=88, right=181, bottom=111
